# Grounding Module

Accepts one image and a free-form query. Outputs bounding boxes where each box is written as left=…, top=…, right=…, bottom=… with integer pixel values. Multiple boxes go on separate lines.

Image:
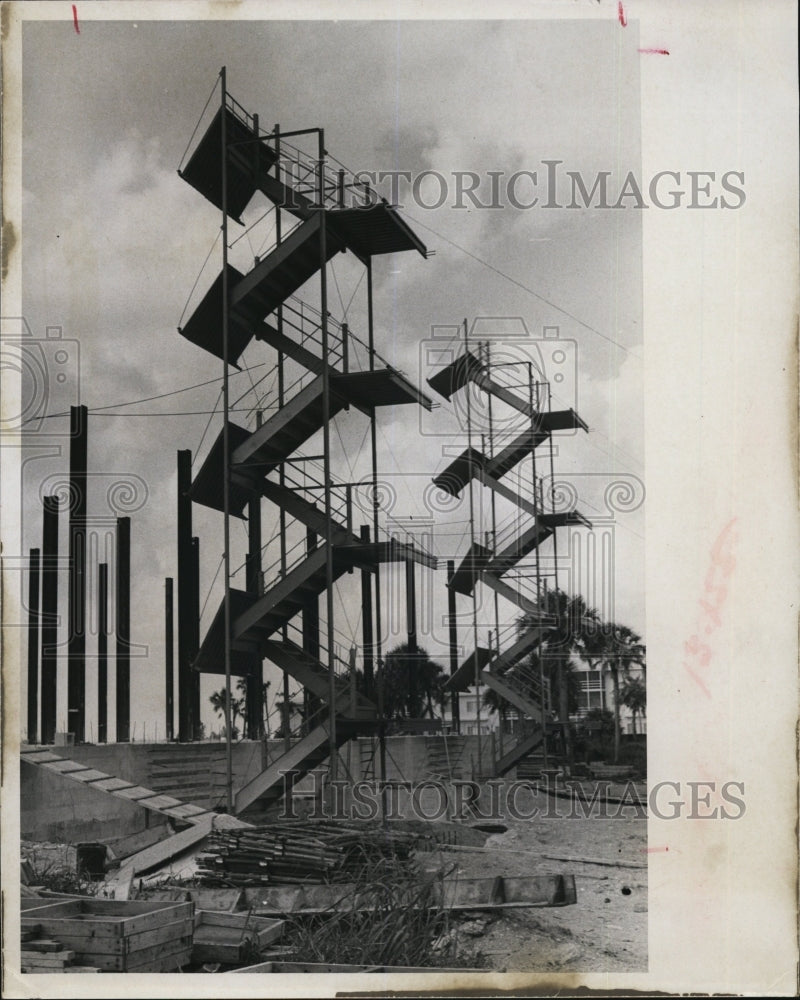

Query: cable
left=398, top=208, right=641, bottom=360
left=177, top=75, right=220, bottom=172
left=330, top=258, right=347, bottom=318
left=192, top=387, right=223, bottom=465
left=199, top=553, right=225, bottom=622
left=178, top=230, right=222, bottom=328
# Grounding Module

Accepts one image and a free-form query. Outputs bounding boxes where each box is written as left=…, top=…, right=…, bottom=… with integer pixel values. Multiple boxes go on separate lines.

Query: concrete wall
left=20, top=742, right=265, bottom=843
left=21, top=734, right=496, bottom=843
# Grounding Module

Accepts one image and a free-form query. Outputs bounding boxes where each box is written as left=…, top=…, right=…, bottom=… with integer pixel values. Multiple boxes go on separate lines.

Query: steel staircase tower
left=427, top=340, right=591, bottom=776
left=177, top=77, right=434, bottom=813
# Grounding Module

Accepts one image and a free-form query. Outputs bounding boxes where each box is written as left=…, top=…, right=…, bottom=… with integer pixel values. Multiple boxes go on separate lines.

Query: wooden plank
left=21, top=939, right=65, bottom=952
left=21, top=950, right=75, bottom=964
left=67, top=936, right=192, bottom=972
left=541, top=852, right=647, bottom=870
left=35, top=917, right=195, bottom=957
left=231, top=960, right=274, bottom=973
left=22, top=900, right=193, bottom=939
left=189, top=888, right=244, bottom=912
left=126, top=947, right=192, bottom=973
left=122, top=939, right=193, bottom=972
left=123, top=814, right=214, bottom=876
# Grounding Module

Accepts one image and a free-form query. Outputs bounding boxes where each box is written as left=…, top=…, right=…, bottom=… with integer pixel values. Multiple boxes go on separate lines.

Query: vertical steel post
left=40, top=496, right=60, bottom=745
left=26, top=548, right=41, bottom=744
left=246, top=460, right=263, bottom=740
left=367, top=256, right=387, bottom=817
left=302, top=528, right=321, bottom=741
left=463, top=321, right=483, bottom=774
left=165, top=576, right=174, bottom=742
left=274, top=124, right=292, bottom=753
left=191, top=536, right=201, bottom=737
left=405, top=558, right=417, bottom=715
left=67, top=404, right=87, bottom=743
left=176, top=449, right=194, bottom=741
left=360, top=525, right=374, bottom=699
left=116, top=516, right=131, bottom=742
left=98, top=563, right=108, bottom=743
left=317, top=128, right=338, bottom=784
left=447, top=559, right=460, bottom=734
left=220, top=66, right=233, bottom=811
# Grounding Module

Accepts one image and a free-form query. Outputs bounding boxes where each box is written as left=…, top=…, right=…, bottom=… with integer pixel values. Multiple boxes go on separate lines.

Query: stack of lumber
left=20, top=925, right=99, bottom=973
left=196, top=820, right=419, bottom=887
left=20, top=897, right=193, bottom=972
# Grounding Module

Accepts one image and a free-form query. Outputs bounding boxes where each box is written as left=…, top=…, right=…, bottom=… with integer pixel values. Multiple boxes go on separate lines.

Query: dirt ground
left=418, top=784, right=648, bottom=972
left=20, top=782, right=647, bottom=974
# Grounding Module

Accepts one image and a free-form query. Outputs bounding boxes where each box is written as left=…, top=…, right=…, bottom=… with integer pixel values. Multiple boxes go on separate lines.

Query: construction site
left=14, top=68, right=647, bottom=978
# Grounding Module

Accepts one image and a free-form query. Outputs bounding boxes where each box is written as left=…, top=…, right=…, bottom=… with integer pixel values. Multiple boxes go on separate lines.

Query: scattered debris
left=196, top=820, right=419, bottom=886
left=192, top=910, right=284, bottom=965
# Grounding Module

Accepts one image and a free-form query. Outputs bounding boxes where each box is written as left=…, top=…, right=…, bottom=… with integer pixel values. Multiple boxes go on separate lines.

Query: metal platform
left=179, top=106, right=279, bottom=223
left=447, top=541, right=492, bottom=595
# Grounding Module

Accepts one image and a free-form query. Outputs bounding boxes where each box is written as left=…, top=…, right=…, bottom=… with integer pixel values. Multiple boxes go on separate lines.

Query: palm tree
left=583, top=624, right=645, bottom=762
left=209, top=684, right=245, bottom=740
left=620, top=675, right=647, bottom=736
left=516, top=588, right=599, bottom=760
left=382, top=643, right=446, bottom=720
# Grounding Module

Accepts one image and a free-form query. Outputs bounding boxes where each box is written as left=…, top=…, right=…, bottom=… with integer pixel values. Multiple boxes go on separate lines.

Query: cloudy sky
left=18, top=14, right=644, bottom=739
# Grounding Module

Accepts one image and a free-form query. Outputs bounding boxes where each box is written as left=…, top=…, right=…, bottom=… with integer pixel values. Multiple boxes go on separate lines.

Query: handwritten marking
left=682, top=518, right=738, bottom=698
left=638, top=48, right=670, bottom=55
left=618, top=1, right=627, bottom=27
left=72, top=5, right=79, bottom=33
left=642, top=846, right=669, bottom=853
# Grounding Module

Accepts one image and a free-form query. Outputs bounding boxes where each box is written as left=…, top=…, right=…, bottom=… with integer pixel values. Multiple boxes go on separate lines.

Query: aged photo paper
left=1, top=1, right=797, bottom=996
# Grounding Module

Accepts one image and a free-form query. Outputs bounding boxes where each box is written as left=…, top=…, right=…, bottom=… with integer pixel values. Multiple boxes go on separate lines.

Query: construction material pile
left=196, top=820, right=420, bottom=887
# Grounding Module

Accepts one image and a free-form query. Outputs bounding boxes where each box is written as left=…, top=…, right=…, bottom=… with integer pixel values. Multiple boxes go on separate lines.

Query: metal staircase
left=428, top=342, right=590, bottom=777
left=177, top=85, right=433, bottom=811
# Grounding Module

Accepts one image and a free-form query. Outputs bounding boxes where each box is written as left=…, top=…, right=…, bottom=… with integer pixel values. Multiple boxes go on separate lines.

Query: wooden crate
left=20, top=898, right=194, bottom=972
left=192, top=910, right=284, bottom=965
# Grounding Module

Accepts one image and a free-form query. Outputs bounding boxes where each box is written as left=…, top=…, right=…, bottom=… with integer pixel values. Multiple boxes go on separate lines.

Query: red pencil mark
left=682, top=518, right=738, bottom=698
left=618, top=1, right=627, bottom=27
left=638, top=48, right=670, bottom=55
left=642, top=845, right=669, bottom=854
left=72, top=5, right=80, bottom=34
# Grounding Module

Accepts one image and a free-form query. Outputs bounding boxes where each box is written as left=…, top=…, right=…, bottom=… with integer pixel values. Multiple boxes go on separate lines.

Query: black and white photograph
left=1, top=2, right=796, bottom=995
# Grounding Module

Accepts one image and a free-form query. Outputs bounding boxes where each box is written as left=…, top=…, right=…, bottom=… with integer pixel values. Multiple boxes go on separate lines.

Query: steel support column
left=165, top=576, right=174, bottom=742
left=40, top=496, right=60, bottom=745
left=98, top=563, right=108, bottom=743
left=116, top=517, right=131, bottom=742
left=177, top=449, right=195, bottom=741
left=447, top=559, right=461, bottom=734
left=26, top=548, right=41, bottom=744
left=67, top=404, right=88, bottom=743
